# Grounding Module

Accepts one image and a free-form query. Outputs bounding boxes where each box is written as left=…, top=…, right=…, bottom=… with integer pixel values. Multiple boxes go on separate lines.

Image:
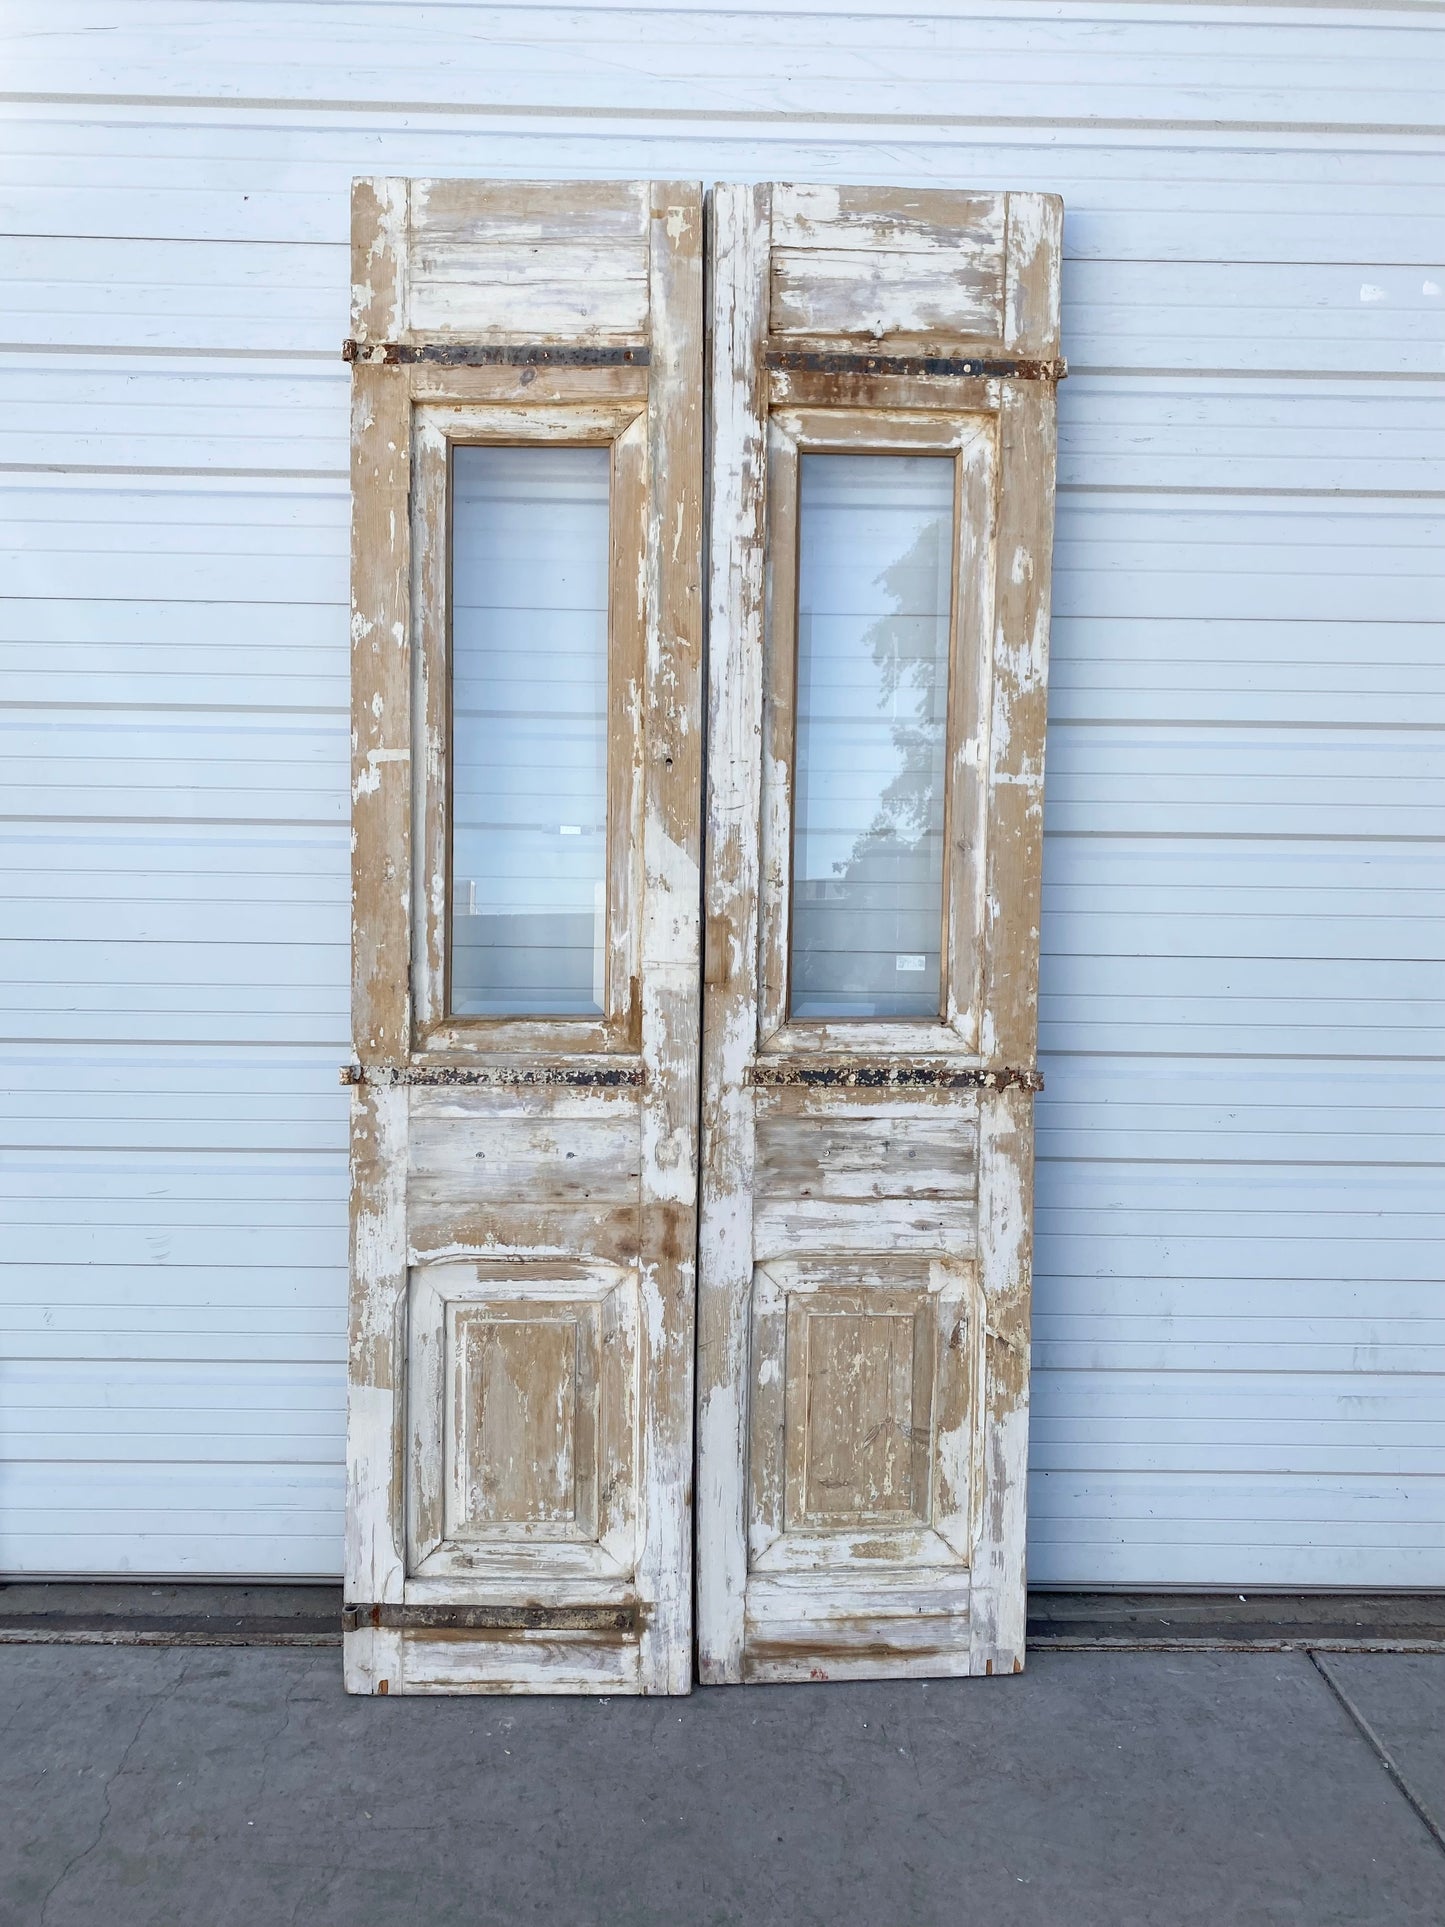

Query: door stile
left=346, top=176, right=414, bottom=1693
left=697, top=184, right=772, bottom=1683
left=635, top=185, right=706, bottom=1694
left=968, top=203, right=1062, bottom=1664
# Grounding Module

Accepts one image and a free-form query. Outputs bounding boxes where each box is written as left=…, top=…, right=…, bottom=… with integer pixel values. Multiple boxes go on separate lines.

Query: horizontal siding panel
left=1, top=0, right=1441, bottom=1586
left=0, top=1047, right=348, bottom=1154
left=1033, top=1368, right=1445, bottom=1438
left=1029, top=1470, right=1445, bottom=1591
left=1050, top=637, right=1445, bottom=730
left=1058, top=376, right=1445, bottom=495
left=7, top=144, right=1445, bottom=279
left=1, top=477, right=347, bottom=603
left=0, top=939, right=347, bottom=991
left=2, top=1360, right=344, bottom=1465
left=0, top=1461, right=345, bottom=1578
left=1043, top=904, right=1445, bottom=965
left=10, top=364, right=1445, bottom=505
left=1034, top=1444, right=1445, bottom=1481
left=1036, top=1070, right=1445, bottom=1168
left=2, top=1226, right=344, bottom=1268
left=1, top=900, right=345, bottom=945
left=0, top=991, right=348, bottom=1048
left=1039, top=953, right=1442, bottom=1002
left=6, top=4, right=1443, bottom=126
left=1034, top=1238, right=1445, bottom=1286
left=0, top=942, right=347, bottom=995
left=1034, top=1334, right=1445, bottom=1377
left=0, top=711, right=349, bottom=825
left=0, top=234, right=347, bottom=354
left=1044, top=834, right=1442, bottom=895
left=1030, top=1473, right=1445, bottom=1532
left=0, top=595, right=342, bottom=649
left=1, top=1265, right=346, bottom=1311
left=5, top=235, right=1442, bottom=370
left=0, top=1325, right=345, bottom=1366
left=1064, top=260, right=1445, bottom=374
left=1053, top=501, right=1445, bottom=626
left=1028, top=1543, right=1445, bottom=1590
left=1052, top=618, right=1445, bottom=672
left=0, top=358, right=350, bottom=472
left=1037, top=833, right=1445, bottom=1060
left=0, top=1148, right=346, bottom=1201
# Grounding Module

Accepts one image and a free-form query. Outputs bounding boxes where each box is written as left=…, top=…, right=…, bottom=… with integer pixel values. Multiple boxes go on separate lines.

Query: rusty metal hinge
left=747, top=1061, right=1044, bottom=1093
left=766, top=349, right=1066, bottom=382
left=340, top=1062, right=644, bottom=1089
left=343, top=339, right=650, bottom=369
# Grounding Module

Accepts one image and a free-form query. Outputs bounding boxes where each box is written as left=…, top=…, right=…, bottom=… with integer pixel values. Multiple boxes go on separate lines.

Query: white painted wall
left=1, top=0, right=1442, bottom=1584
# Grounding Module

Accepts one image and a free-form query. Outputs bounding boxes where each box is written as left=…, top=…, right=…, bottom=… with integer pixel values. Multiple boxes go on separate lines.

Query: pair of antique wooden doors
left=345, top=179, right=1062, bottom=1694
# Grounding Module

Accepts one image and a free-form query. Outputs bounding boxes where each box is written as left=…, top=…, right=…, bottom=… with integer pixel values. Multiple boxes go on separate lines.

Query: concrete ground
left=3, top=1644, right=1444, bottom=1927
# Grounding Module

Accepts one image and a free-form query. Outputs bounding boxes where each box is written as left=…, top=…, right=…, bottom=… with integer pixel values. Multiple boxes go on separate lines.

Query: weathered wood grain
left=403, top=178, right=653, bottom=344
left=770, top=185, right=1007, bottom=259
left=970, top=1087, right=1034, bottom=1676
left=407, top=246, right=649, bottom=340
left=755, top=1114, right=978, bottom=1199
left=350, top=183, right=412, bottom=1067
left=771, top=248, right=1005, bottom=342
left=752, top=1196, right=979, bottom=1257
left=344, top=1076, right=407, bottom=1693
left=633, top=179, right=706, bottom=1696
left=398, top=1628, right=643, bottom=1695
left=742, top=1572, right=973, bottom=1683
left=411, top=178, right=652, bottom=250
left=697, top=181, right=772, bottom=1686
left=406, top=361, right=650, bottom=407
left=406, top=1260, right=638, bottom=1588
left=769, top=184, right=1007, bottom=341
left=408, top=1112, right=642, bottom=1196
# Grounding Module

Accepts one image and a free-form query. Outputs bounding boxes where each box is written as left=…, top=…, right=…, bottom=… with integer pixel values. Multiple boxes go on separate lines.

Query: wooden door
left=345, top=178, right=703, bottom=1695
left=698, top=184, right=1063, bottom=1682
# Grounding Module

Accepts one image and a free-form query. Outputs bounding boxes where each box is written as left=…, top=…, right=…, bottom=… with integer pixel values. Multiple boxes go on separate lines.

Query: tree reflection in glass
left=790, top=453, right=954, bottom=1019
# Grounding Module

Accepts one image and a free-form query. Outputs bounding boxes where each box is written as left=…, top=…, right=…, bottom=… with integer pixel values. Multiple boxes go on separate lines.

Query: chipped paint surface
left=348, top=174, right=1056, bottom=1696
left=697, top=184, right=1060, bottom=1686
left=347, top=178, right=704, bottom=1698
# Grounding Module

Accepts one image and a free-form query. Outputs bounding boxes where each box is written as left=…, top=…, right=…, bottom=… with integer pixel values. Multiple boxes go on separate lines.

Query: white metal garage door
left=1, top=0, right=1442, bottom=1584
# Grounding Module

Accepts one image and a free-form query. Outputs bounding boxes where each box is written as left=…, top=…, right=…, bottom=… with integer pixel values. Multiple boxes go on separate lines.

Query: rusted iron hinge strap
left=341, top=1062, right=644, bottom=1089
left=342, top=1602, right=637, bottom=1634
left=747, top=1062, right=1044, bottom=1093
left=342, top=339, right=650, bottom=369
left=766, top=349, right=1065, bottom=382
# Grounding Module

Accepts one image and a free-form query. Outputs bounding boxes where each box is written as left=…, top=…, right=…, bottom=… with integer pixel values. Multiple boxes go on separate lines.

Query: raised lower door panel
left=697, top=183, right=1062, bottom=1682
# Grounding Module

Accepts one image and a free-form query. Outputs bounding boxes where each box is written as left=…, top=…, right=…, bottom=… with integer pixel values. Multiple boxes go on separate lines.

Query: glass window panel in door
left=450, top=444, right=610, bottom=1017
left=790, top=452, right=954, bottom=1020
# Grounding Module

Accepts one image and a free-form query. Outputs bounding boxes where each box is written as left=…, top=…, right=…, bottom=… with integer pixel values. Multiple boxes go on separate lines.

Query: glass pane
left=790, top=452, right=954, bottom=1019
left=450, top=444, right=610, bottom=1017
